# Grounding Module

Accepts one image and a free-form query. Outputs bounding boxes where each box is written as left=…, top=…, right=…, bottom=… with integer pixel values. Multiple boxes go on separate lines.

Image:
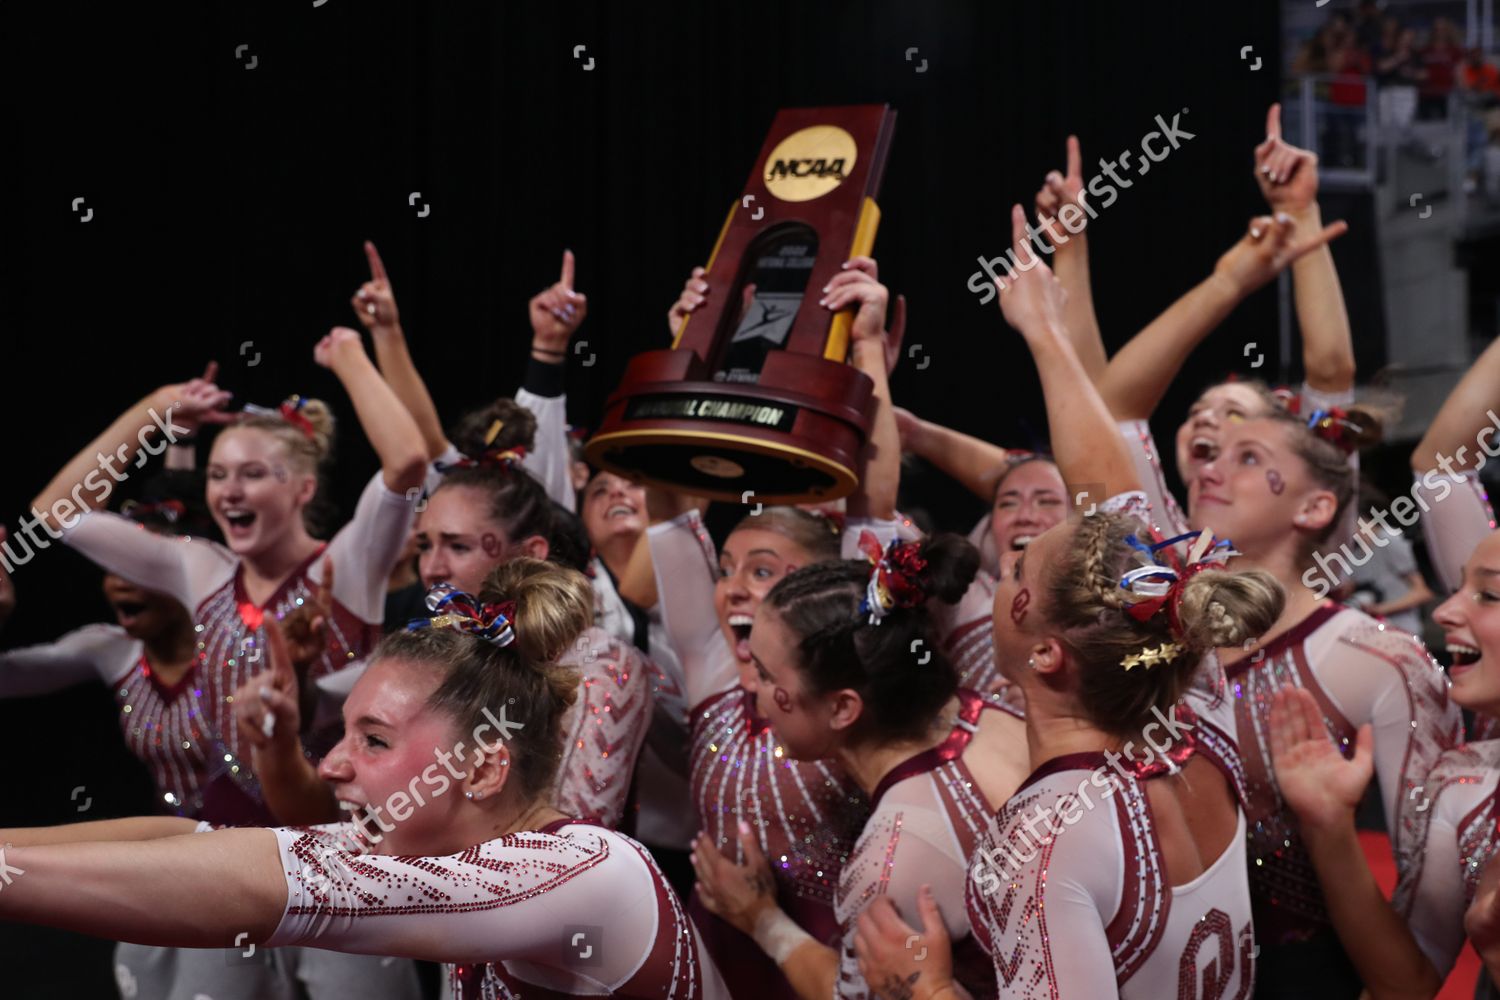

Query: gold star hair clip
left=1120, top=642, right=1185, bottom=672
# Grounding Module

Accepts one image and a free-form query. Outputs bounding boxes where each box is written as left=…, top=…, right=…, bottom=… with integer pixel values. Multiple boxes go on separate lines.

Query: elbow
left=386, top=449, right=429, bottom=494
left=1304, top=356, right=1356, bottom=394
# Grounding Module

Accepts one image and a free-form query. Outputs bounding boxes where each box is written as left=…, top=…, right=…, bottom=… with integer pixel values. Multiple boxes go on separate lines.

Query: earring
left=1027, top=656, right=1037, bottom=671
left=500, top=760, right=508, bottom=767
left=464, top=791, right=474, bottom=800
left=474, top=791, right=484, bottom=800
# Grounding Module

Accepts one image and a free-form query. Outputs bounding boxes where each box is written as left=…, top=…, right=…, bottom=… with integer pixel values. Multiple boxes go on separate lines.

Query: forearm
left=254, top=745, right=341, bottom=826
left=1372, top=580, right=1434, bottom=618
left=1096, top=273, right=1244, bottom=421
left=1028, top=328, right=1142, bottom=497
left=1052, top=237, right=1107, bottom=383
left=0, top=830, right=287, bottom=948
left=903, top=419, right=1013, bottom=503
left=163, top=441, right=196, bottom=472
left=1289, top=204, right=1356, bottom=392
left=1414, top=335, right=1500, bottom=473
left=33, top=388, right=177, bottom=526
left=1303, top=821, right=1442, bottom=1000
left=778, top=938, right=839, bottom=1000
left=330, top=351, right=428, bottom=492
left=849, top=339, right=898, bottom=520
left=370, top=326, right=450, bottom=461
left=615, top=531, right=658, bottom=610
left=0, top=816, right=201, bottom=847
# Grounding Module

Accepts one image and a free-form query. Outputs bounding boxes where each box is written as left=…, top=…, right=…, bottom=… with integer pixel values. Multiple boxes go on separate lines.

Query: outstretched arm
left=0, top=816, right=201, bottom=846
left=313, top=328, right=428, bottom=495
left=354, top=241, right=450, bottom=461
left=0, top=828, right=287, bottom=948
left=1096, top=212, right=1347, bottom=421
left=1255, top=104, right=1356, bottom=393
left=996, top=204, right=1140, bottom=499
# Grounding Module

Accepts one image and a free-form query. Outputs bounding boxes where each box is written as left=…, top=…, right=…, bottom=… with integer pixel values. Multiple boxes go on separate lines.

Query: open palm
left=1267, top=687, right=1373, bottom=831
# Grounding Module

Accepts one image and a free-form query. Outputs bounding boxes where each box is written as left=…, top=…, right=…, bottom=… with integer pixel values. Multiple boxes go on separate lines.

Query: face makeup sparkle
left=773, top=687, right=794, bottom=713
left=1266, top=469, right=1285, bottom=495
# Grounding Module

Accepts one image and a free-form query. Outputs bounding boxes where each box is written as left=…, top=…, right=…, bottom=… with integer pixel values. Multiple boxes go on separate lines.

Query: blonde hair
left=224, top=398, right=337, bottom=477
left=1044, top=512, right=1284, bottom=735
left=729, top=506, right=841, bottom=562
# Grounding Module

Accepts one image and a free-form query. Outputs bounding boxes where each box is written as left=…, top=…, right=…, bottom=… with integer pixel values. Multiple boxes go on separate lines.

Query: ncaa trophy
left=584, top=104, right=897, bottom=503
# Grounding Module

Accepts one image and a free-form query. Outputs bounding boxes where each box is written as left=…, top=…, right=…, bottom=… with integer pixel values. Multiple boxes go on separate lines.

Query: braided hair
left=1046, top=512, right=1283, bottom=736
left=763, top=534, right=977, bottom=745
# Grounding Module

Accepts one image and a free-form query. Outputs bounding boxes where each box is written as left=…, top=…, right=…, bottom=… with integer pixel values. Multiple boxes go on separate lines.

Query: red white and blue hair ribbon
left=1118, top=529, right=1239, bottom=641
left=407, top=583, right=517, bottom=647
left=241, top=396, right=316, bottom=439
left=1305, top=407, right=1363, bottom=454
left=855, top=530, right=928, bottom=625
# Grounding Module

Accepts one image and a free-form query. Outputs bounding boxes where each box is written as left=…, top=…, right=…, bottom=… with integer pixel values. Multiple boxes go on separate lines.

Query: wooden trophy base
left=584, top=346, right=873, bottom=504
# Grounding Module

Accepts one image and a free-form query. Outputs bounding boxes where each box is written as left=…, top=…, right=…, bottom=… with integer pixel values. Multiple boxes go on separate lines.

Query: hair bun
left=478, top=557, right=593, bottom=664
left=916, top=533, right=980, bottom=605
left=1173, top=568, right=1284, bottom=651
left=450, top=398, right=539, bottom=461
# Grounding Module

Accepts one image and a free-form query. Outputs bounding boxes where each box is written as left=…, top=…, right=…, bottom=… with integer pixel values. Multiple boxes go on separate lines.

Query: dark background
left=2, top=1, right=1307, bottom=994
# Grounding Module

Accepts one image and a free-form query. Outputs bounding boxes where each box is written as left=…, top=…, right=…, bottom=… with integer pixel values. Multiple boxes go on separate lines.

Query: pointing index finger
left=364, top=241, right=388, bottom=284
left=560, top=249, right=575, bottom=291
left=1265, top=103, right=1282, bottom=142
left=1066, top=135, right=1082, bottom=182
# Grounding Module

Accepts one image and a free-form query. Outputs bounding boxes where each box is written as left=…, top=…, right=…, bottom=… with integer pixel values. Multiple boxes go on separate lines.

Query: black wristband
left=524, top=356, right=567, bottom=398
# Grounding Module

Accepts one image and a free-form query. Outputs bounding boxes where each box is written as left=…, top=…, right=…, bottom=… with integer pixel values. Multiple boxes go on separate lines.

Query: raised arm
left=516, top=249, right=589, bottom=509
left=894, top=409, right=1015, bottom=504
left=1095, top=212, right=1347, bottom=421
left=31, top=372, right=232, bottom=533
left=1414, top=334, right=1500, bottom=474
left=1255, top=103, right=1355, bottom=393
left=233, top=615, right=340, bottom=825
left=826, top=256, right=897, bottom=521
left=996, top=204, right=1140, bottom=499
left=354, top=240, right=450, bottom=461
left=312, top=328, right=427, bottom=495
left=1034, top=135, right=1107, bottom=382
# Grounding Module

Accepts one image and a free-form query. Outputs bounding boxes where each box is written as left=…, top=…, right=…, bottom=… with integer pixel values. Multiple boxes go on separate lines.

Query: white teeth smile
left=606, top=505, right=636, bottom=519
left=1448, top=643, right=1481, bottom=666
left=728, top=614, right=754, bottom=628
left=1011, top=535, right=1035, bottom=549
left=1190, top=436, right=1218, bottom=460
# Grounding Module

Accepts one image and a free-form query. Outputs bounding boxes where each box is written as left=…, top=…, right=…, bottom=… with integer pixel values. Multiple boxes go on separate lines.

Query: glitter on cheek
left=272, top=464, right=290, bottom=483
left=1010, top=588, right=1031, bottom=627
left=480, top=533, right=504, bottom=559
left=1266, top=469, right=1285, bottom=495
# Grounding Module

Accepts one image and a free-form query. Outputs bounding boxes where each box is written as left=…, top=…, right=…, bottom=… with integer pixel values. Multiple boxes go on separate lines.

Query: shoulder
left=836, top=791, right=951, bottom=918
